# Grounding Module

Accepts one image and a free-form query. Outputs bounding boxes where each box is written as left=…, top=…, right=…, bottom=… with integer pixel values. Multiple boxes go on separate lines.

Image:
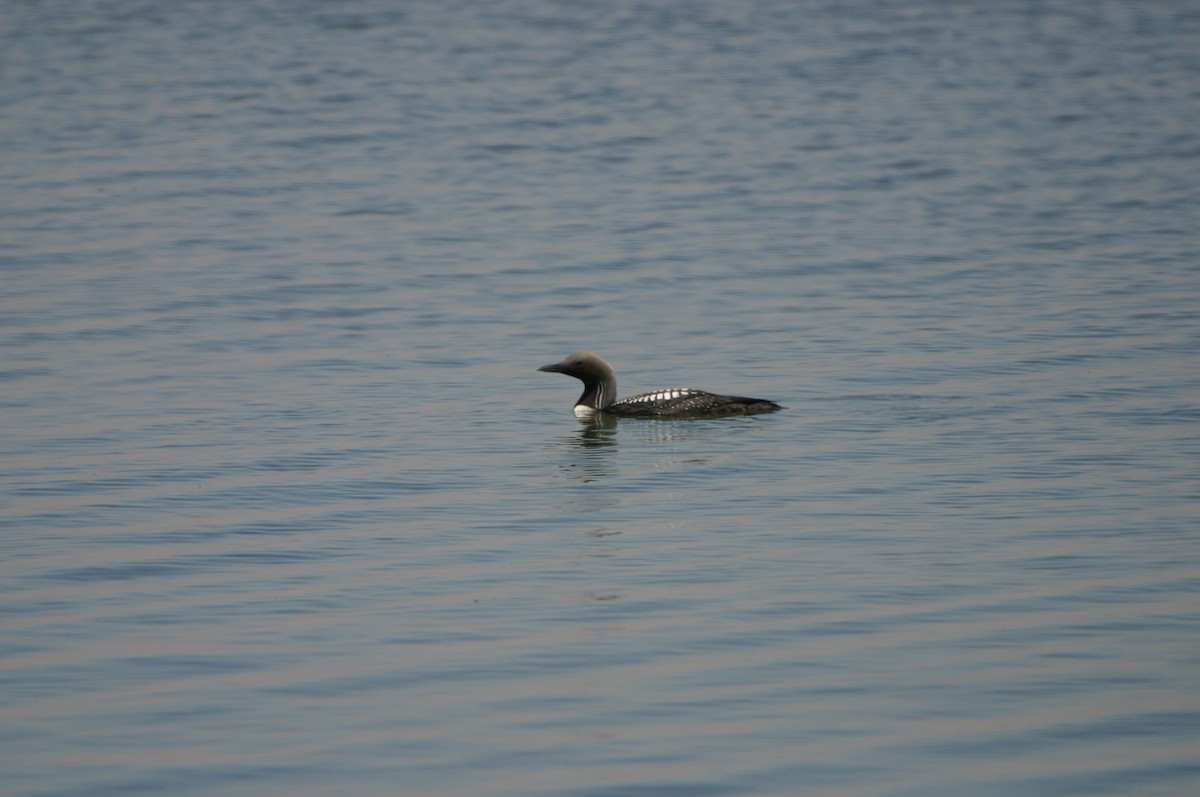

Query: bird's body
left=538, top=352, right=782, bottom=419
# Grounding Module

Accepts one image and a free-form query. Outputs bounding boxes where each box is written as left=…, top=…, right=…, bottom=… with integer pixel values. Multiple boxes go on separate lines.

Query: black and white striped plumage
left=538, top=352, right=782, bottom=419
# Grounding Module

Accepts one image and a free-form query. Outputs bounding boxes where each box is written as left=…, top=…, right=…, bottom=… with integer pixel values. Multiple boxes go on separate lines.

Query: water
left=3, top=1, right=1199, bottom=795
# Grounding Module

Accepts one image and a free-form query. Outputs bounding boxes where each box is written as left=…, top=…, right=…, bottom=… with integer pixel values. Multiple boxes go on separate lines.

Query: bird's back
left=608, top=388, right=781, bottom=418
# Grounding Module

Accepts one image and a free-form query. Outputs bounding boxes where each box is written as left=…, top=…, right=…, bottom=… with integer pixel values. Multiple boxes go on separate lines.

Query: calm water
left=3, top=1, right=1200, bottom=795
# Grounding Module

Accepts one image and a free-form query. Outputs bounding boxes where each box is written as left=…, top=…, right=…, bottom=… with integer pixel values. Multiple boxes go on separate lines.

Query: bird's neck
left=575, top=373, right=616, bottom=412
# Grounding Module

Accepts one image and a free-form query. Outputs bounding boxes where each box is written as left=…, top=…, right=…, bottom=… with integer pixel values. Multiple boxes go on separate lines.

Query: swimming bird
left=538, top=352, right=782, bottom=419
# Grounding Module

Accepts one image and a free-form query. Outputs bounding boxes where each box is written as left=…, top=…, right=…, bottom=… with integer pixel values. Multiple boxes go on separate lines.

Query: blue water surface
left=2, top=2, right=1199, bottom=796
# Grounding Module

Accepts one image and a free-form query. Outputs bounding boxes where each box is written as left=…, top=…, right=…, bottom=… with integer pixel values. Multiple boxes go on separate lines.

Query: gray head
left=537, top=352, right=617, bottom=413
left=536, top=352, right=614, bottom=380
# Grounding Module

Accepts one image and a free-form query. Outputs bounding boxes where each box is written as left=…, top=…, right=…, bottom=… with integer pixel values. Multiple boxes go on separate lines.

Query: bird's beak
left=537, top=362, right=564, bottom=373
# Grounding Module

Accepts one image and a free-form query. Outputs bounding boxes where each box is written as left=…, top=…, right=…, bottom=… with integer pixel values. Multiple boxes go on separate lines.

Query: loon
left=538, top=352, right=782, bottom=419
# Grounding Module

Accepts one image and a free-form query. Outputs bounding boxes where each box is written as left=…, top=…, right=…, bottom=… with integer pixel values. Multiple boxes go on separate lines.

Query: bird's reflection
left=548, top=414, right=759, bottom=489
left=551, top=416, right=619, bottom=485
left=570, top=414, right=619, bottom=448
